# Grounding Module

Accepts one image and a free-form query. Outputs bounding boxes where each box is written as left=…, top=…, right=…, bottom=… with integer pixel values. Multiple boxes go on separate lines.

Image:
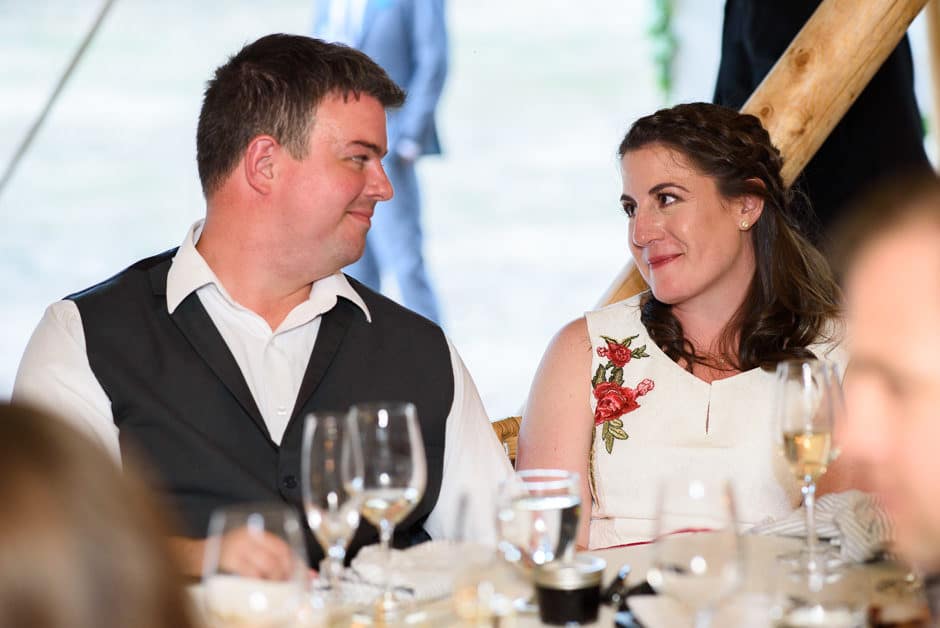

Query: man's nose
left=370, top=163, right=393, bottom=201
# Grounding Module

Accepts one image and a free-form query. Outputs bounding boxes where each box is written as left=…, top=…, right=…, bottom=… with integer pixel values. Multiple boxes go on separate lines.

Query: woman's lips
left=647, top=254, right=680, bottom=269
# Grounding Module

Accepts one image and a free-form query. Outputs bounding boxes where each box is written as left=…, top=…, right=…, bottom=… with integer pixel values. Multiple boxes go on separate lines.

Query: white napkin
left=349, top=540, right=491, bottom=602
left=749, top=490, right=891, bottom=562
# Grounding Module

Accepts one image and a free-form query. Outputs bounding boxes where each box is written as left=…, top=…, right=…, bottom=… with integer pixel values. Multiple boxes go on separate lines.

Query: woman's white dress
left=584, top=293, right=846, bottom=549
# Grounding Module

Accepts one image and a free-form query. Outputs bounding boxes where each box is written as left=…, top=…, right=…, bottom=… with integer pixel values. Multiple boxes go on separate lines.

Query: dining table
left=188, top=534, right=929, bottom=627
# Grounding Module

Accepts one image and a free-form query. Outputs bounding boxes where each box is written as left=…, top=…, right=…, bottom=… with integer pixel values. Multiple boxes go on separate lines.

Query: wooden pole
left=926, top=0, right=940, bottom=167
left=742, top=0, right=928, bottom=185
left=597, top=0, right=928, bottom=308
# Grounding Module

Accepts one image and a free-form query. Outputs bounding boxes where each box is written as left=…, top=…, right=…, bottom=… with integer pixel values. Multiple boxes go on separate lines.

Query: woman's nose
left=631, top=207, right=662, bottom=247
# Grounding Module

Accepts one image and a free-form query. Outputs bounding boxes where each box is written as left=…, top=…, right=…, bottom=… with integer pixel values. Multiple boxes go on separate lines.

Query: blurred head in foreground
left=0, top=404, right=197, bottom=628
left=835, top=174, right=940, bottom=569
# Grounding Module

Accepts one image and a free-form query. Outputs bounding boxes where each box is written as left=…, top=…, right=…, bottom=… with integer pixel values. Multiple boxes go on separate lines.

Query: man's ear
left=243, top=136, right=279, bottom=195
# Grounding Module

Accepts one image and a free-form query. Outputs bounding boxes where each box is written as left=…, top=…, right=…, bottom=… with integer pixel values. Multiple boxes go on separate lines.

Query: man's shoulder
left=344, top=274, right=444, bottom=335
left=67, top=248, right=178, bottom=302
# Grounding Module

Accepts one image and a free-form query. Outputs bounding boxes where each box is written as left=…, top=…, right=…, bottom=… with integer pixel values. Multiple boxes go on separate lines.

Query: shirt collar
left=165, top=219, right=371, bottom=323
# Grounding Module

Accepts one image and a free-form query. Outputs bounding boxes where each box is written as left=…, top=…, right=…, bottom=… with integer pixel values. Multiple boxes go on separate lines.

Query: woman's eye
left=621, top=203, right=636, bottom=218
left=657, top=193, right=677, bottom=205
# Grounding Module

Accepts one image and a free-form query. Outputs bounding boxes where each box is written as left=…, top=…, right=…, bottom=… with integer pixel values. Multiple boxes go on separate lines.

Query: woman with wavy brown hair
left=0, top=403, right=198, bottom=628
left=517, top=102, right=850, bottom=549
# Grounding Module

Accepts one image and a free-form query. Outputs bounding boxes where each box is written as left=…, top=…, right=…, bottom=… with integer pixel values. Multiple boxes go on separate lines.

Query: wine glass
left=495, top=469, right=581, bottom=612
left=202, top=503, right=309, bottom=628
left=349, top=401, right=427, bottom=618
left=646, top=477, right=741, bottom=628
left=774, top=359, right=840, bottom=572
left=301, top=411, right=364, bottom=593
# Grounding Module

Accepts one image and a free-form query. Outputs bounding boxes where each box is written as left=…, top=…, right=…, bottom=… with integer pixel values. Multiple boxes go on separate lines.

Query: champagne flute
left=646, top=477, right=741, bottom=628
left=301, top=411, right=364, bottom=593
left=349, top=401, right=427, bottom=617
left=775, top=359, right=839, bottom=572
left=495, top=469, right=581, bottom=612
left=202, top=503, right=308, bottom=628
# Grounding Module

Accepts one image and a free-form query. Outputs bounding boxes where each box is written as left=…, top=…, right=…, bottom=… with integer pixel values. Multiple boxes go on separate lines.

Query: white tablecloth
left=188, top=535, right=925, bottom=627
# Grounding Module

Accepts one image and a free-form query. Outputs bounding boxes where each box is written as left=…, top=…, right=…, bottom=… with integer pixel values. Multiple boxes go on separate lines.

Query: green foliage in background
left=648, top=0, right=676, bottom=101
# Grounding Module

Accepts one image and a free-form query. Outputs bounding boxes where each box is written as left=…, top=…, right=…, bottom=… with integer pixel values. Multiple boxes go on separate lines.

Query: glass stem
left=803, top=481, right=818, bottom=571
left=325, top=545, right=345, bottom=590
left=379, top=519, right=395, bottom=607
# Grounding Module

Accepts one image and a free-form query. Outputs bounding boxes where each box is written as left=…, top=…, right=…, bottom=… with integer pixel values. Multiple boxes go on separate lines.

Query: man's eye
left=350, top=155, right=367, bottom=164
left=621, top=203, right=636, bottom=218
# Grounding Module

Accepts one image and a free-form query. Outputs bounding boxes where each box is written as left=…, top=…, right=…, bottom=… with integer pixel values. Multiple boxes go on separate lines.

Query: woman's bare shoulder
left=549, top=317, right=592, bottom=357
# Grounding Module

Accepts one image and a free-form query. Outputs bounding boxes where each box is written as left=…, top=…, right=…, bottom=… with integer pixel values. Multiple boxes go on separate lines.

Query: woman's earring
left=740, top=219, right=750, bottom=230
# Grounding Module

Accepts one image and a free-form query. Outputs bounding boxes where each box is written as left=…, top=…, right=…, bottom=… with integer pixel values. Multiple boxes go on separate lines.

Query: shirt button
left=282, top=475, right=298, bottom=490
left=276, top=406, right=288, bottom=416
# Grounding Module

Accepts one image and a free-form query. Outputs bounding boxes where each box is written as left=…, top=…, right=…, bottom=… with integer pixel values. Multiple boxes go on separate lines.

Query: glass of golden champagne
left=348, top=401, right=426, bottom=622
left=774, top=359, right=841, bottom=574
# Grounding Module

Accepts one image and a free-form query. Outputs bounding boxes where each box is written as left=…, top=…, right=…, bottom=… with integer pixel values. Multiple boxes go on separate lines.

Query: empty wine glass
left=646, top=477, right=741, bottom=628
left=775, top=359, right=840, bottom=572
left=496, top=469, right=581, bottom=612
left=349, top=401, right=427, bottom=619
left=202, top=503, right=308, bottom=628
left=301, top=411, right=364, bottom=592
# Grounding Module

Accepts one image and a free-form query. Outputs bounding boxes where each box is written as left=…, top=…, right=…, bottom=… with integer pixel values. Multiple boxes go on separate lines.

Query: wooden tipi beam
left=597, top=0, right=928, bottom=308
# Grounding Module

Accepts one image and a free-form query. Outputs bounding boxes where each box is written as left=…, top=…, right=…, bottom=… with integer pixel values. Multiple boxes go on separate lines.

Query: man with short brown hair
left=14, top=33, right=510, bottom=576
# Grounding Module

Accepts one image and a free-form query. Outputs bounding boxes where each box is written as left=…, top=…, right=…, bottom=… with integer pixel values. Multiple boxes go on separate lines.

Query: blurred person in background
left=313, top=0, right=447, bottom=324
left=836, top=174, right=940, bottom=620
left=0, top=403, right=197, bottom=628
left=714, top=0, right=931, bottom=243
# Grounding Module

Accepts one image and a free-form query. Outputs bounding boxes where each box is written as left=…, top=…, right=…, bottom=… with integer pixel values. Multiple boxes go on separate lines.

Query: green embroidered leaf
left=608, top=419, right=624, bottom=428
left=621, top=334, right=639, bottom=347
left=632, top=344, right=650, bottom=358
left=609, top=427, right=629, bottom=440
left=611, top=366, right=624, bottom=386
left=591, top=364, right=607, bottom=386
left=604, top=434, right=614, bottom=454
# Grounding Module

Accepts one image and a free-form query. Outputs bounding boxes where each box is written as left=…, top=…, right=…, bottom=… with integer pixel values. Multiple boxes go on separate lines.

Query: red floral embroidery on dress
left=597, top=339, right=633, bottom=367
left=591, top=334, right=654, bottom=454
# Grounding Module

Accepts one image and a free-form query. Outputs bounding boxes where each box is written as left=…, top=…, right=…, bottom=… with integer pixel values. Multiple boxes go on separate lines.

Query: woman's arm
left=516, top=317, right=596, bottom=548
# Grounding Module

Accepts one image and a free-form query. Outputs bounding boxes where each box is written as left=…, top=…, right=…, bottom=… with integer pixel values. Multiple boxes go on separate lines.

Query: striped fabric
left=749, top=490, right=892, bottom=563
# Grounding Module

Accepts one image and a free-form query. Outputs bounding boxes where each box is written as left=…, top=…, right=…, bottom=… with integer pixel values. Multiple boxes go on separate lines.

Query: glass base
left=349, top=608, right=432, bottom=626
left=349, top=594, right=416, bottom=626
left=777, top=545, right=844, bottom=573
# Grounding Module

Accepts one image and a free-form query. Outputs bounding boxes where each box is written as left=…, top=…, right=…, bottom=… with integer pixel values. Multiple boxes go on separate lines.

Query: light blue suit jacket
left=313, top=0, right=448, bottom=156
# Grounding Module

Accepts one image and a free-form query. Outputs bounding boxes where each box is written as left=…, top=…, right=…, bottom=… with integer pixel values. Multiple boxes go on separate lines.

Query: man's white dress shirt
left=13, top=221, right=511, bottom=544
